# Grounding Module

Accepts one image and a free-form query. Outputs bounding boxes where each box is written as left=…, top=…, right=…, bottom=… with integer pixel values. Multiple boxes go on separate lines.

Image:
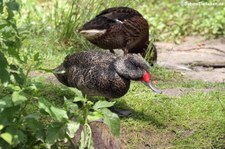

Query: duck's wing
left=63, top=51, right=116, bottom=68
left=79, top=7, right=142, bottom=31
left=96, top=7, right=142, bottom=22
left=79, top=16, right=119, bottom=30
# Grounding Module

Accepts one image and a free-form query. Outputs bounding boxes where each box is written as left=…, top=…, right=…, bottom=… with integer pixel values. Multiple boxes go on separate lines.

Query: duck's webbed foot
left=105, top=98, right=131, bottom=117
left=109, top=107, right=131, bottom=117
left=109, top=49, right=115, bottom=54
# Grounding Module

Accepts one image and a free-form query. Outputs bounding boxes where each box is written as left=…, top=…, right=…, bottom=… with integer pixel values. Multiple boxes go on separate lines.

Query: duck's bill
left=144, top=81, right=162, bottom=94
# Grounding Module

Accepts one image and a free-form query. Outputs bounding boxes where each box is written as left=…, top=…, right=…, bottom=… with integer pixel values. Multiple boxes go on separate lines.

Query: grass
left=115, top=81, right=225, bottom=148
left=22, top=68, right=225, bottom=148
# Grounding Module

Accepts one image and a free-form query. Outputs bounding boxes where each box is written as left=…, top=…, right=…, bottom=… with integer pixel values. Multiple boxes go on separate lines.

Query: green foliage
left=0, top=1, right=120, bottom=148
left=0, top=0, right=21, bottom=84
left=135, top=1, right=225, bottom=41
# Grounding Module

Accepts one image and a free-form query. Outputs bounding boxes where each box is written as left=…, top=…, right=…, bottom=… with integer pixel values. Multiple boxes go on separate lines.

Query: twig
left=66, top=133, right=76, bottom=149
left=189, top=61, right=225, bottom=68
left=179, top=47, right=225, bottom=55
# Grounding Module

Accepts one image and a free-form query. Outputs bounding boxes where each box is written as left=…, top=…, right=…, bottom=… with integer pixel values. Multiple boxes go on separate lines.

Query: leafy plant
left=0, top=1, right=120, bottom=148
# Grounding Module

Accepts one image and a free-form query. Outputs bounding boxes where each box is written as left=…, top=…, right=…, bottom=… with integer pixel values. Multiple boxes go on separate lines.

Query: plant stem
left=66, top=133, right=76, bottom=148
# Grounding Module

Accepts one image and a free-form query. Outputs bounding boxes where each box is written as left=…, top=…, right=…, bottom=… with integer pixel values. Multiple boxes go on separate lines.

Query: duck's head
left=114, top=54, right=162, bottom=94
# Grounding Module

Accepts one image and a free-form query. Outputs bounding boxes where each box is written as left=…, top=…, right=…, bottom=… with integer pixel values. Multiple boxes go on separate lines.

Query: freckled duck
left=79, top=7, right=149, bottom=55
left=54, top=50, right=161, bottom=100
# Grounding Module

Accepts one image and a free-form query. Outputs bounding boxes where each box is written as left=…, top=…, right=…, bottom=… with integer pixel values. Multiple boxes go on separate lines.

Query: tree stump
left=72, top=121, right=120, bottom=149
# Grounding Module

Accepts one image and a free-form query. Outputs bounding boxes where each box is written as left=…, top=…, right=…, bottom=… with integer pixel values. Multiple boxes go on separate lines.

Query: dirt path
left=156, top=36, right=225, bottom=82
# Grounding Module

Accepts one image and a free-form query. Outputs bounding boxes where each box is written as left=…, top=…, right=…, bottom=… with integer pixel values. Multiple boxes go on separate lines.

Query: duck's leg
left=123, top=48, right=128, bottom=55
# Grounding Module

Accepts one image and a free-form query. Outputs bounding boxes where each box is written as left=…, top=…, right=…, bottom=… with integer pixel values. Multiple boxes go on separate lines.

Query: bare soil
left=156, top=36, right=225, bottom=83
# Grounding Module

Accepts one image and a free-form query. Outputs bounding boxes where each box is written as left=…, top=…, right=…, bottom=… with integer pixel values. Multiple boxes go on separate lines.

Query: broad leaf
left=38, top=98, right=68, bottom=121
left=6, top=128, right=26, bottom=146
left=6, top=1, right=19, bottom=11
left=24, top=116, right=45, bottom=142
left=66, top=121, right=80, bottom=138
left=0, top=96, right=13, bottom=109
left=68, top=87, right=83, bottom=98
left=0, top=106, right=20, bottom=124
left=64, top=99, right=78, bottom=111
left=0, top=132, right=12, bottom=145
left=101, top=108, right=120, bottom=136
left=9, top=65, right=26, bottom=85
left=50, top=106, right=68, bottom=121
left=25, top=116, right=42, bottom=132
left=24, top=113, right=40, bottom=120
left=12, top=91, right=27, bottom=105
left=93, top=101, right=115, bottom=110
left=0, top=125, right=3, bottom=130
left=38, top=98, right=52, bottom=115
left=33, top=52, right=40, bottom=61
left=0, top=51, right=10, bottom=83
left=0, top=1, right=3, bottom=13
left=87, top=111, right=103, bottom=122
left=73, top=96, right=85, bottom=102
left=46, top=123, right=66, bottom=145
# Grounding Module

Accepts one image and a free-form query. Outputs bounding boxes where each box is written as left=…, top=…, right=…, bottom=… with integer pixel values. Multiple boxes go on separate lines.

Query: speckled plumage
left=54, top=50, right=153, bottom=99
left=79, top=7, right=149, bottom=54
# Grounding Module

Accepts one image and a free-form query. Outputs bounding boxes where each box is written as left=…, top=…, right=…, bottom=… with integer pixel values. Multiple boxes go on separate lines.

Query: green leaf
left=50, top=106, right=68, bottom=121
left=8, top=48, right=22, bottom=62
left=24, top=113, right=40, bottom=120
left=0, top=0, right=3, bottom=13
left=0, top=132, right=12, bottom=145
left=6, top=128, right=26, bottom=146
left=6, top=1, right=19, bottom=11
left=87, top=111, right=103, bottom=122
left=93, top=101, right=115, bottom=110
left=0, top=125, right=3, bottom=130
left=9, top=65, right=26, bottom=85
left=24, top=117, right=45, bottom=142
left=33, top=52, right=40, bottom=61
left=73, top=96, right=85, bottom=102
left=0, top=96, right=13, bottom=109
left=46, top=123, right=66, bottom=145
left=79, top=124, right=94, bottom=149
left=101, top=108, right=120, bottom=136
left=0, top=105, right=20, bottom=123
left=0, top=51, right=10, bottom=83
left=68, top=87, right=83, bottom=97
left=38, top=98, right=52, bottom=115
left=24, top=114, right=42, bottom=131
left=66, top=121, right=80, bottom=138
left=64, top=99, right=78, bottom=111
left=38, top=98, right=68, bottom=121
left=11, top=91, right=27, bottom=105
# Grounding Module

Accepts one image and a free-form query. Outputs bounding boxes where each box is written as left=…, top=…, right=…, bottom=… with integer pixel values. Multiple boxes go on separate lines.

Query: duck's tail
left=53, top=64, right=69, bottom=86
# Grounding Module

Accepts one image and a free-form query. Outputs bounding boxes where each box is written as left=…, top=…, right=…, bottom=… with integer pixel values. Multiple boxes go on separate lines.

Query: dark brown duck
left=54, top=50, right=161, bottom=99
left=79, top=7, right=149, bottom=55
